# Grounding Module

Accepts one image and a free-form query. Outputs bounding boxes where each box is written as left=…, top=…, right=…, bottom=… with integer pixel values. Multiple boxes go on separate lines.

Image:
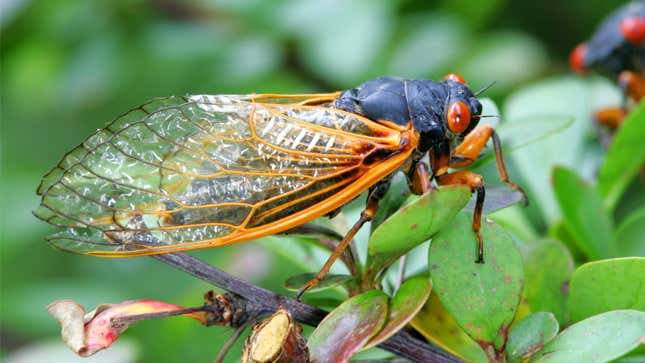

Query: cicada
left=36, top=74, right=526, bottom=297
left=570, top=1, right=645, bottom=128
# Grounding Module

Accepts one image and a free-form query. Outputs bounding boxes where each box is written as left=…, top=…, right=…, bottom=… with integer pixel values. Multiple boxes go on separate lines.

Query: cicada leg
left=436, top=171, right=486, bottom=263
left=451, top=124, right=528, bottom=205
left=595, top=71, right=645, bottom=129
left=407, top=160, right=432, bottom=195
left=295, top=180, right=388, bottom=300
left=437, top=124, right=527, bottom=263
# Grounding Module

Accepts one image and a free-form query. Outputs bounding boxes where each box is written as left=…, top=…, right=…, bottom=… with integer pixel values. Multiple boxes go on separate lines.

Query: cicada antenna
left=473, top=114, right=500, bottom=120
left=474, top=81, right=497, bottom=96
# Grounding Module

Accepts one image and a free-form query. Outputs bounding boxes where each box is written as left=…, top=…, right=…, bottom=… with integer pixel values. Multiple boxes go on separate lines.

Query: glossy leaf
left=428, top=212, right=524, bottom=353
left=530, top=310, right=645, bottom=363
left=569, top=258, right=645, bottom=323
left=366, top=186, right=471, bottom=280
left=308, top=290, right=388, bottom=363
left=284, top=273, right=353, bottom=293
left=615, top=207, right=645, bottom=257
left=364, top=276, right=431, bottom=348
left=410, top=293, right=488, bottom=363
left=553, top=166, right=616, bottom=260
left=598, top=102, right=645, bottom=210
left=506, top=312, right=559, bottom=362
left=521, top=238, right=574, bottom=324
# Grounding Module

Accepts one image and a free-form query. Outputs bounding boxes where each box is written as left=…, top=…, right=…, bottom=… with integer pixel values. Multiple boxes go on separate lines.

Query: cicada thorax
left=335, top=76, right=482, bottom=177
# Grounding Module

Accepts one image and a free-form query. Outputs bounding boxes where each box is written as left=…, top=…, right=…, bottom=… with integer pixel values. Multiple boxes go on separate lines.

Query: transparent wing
left=35, top=94, right=412, bottom=256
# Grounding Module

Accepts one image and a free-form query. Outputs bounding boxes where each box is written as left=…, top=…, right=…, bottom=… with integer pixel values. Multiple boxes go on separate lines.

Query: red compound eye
left=620, top=16, right=645, bottom=44
left=447, top=101, right=471, bottom=134
left=570, top=43, right=588, bottom=74
left=443, top=73, right=466, bottom=84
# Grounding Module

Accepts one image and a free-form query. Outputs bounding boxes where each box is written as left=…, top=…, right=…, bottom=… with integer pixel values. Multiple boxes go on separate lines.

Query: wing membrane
left=36, top=94, right=415, bottom=256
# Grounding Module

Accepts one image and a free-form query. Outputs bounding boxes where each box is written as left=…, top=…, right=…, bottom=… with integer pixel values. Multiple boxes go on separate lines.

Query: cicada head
left=442, top=75, right=483, bottom=139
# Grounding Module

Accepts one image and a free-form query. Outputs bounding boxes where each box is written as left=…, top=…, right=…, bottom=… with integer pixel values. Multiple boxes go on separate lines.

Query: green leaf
left=569, top=257, right=645, bottom=323
left=370, top=173, right=410, bottom=233
left=615, top=207, right=645, bottom=257
left=598, top=102, right=645, bottom=210
left=549, top=221, right=587, bottom=262
left=553, top=167, right=616, bottom=260
left=284, top=273, right=353, bottom=293
left=521, top=238, right=574, bottom=324
left=504, top=77, right=620, bottom=225
left=489, top=205, right=539, bottom=243
left=366, top=186, right=471, bottom=280
left=506, top=312, right=559, bottom=362
left=364, top=276, right=431, bottom=349
left=428, top=212, right=524, bottom=354
left=308, top=290, right=388, bottom=363
left=530, top=310, right=645, bottom=363
left=410, top=293, right=488, bottom=363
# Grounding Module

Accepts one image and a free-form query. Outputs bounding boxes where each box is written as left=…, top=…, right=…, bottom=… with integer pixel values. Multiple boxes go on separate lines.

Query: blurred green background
left=0, top=0, right=634, bottom=362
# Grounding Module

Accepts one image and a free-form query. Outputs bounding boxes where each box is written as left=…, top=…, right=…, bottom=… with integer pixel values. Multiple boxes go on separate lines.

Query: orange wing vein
left=35, top=93, right=417, bottom=256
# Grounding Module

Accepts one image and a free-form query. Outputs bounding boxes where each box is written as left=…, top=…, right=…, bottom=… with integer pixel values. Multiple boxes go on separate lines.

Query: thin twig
left=213, top=319, right=256, bottom=363
left=152, top=253, right=464, bottom=363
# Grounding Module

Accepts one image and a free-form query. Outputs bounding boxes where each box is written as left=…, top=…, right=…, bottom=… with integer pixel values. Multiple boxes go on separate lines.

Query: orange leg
left=436, top=171, right=486, bottom=263
left=296, top=184, right=383, bottom=300
left=595, top=108, right=626, bottom=129
left=409, top=161, right=432, bottom=195
left=595, top=71, right=645, bottom=129
left=619, top=71, right=645, bottom=102
left=451, top=124, right=528, bottom=205
left=451, top=125, right=494, bottom=168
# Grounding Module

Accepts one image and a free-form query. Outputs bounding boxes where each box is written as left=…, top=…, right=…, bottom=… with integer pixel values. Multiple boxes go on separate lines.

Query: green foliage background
left=0, top=0, right=639, bottom=362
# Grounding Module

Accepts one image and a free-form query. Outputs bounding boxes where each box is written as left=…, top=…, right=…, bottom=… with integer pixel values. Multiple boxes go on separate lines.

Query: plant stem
left=152, top=253, right=464, bottom=363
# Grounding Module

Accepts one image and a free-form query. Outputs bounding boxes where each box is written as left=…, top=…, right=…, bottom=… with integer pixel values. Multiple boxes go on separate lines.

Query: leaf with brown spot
left=506, top=312, right=559, bottom=362
left=307, top=290, right=388, bottom=363
left=410, top=293, right=488, bottom=363
left=428, top=212, right=524, bottom=360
